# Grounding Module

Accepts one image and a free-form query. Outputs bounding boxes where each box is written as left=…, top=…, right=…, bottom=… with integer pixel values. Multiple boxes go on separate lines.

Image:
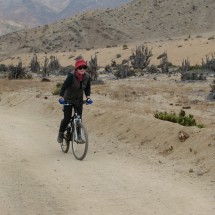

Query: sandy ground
left=1, top=31, right=215, bottom=68
left=0, top=74, right=215, bottom=215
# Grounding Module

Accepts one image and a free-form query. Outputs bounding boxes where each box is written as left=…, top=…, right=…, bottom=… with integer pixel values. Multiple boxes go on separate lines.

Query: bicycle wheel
left=71, top=122, right=88, bottom=160
left=60, top=133, right=70, bottom=153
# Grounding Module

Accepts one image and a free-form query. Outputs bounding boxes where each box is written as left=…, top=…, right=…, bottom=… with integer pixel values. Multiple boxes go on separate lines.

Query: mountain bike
left=60, top=102, right=89, bottom=160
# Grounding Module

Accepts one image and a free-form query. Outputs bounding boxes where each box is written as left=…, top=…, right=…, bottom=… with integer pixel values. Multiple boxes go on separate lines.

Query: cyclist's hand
left=59, top=98, right=65, bottom=104
left=86, top=98, right=93, bottom=105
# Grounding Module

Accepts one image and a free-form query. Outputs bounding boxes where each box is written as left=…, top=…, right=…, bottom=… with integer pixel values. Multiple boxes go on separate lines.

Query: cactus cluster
left=112, top=44, right=154, bottom=78
left=202, top=53, right=215, bottom=72
left=8, top=61, right=32, bottom=80
left=30, top=54, right=61, bottom=76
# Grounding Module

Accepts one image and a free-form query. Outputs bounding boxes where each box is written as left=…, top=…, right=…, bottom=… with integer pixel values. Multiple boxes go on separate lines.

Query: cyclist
left=57, top=58, right=92, bottom=143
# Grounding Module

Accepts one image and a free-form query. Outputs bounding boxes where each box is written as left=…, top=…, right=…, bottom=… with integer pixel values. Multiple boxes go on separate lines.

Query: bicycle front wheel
left=71, top=122, right=88, bottom=160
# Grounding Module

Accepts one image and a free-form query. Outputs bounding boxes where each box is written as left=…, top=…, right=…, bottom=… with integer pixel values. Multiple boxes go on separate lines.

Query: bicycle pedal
left=76, top=139, right=85, bottom=144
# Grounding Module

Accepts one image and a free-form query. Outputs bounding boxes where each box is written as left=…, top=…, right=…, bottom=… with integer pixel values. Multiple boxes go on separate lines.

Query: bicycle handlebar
left=59, top=98, right=92, bottom=106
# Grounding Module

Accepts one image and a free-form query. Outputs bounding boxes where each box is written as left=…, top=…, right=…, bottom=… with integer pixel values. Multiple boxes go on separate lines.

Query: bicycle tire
left=71, top=122, right=88, bottom=160
left=60, top=134, right=70, bottom=153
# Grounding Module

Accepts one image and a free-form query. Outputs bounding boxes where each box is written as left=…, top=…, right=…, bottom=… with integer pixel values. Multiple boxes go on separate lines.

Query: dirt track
left=0, top=76, right=215, bottom=215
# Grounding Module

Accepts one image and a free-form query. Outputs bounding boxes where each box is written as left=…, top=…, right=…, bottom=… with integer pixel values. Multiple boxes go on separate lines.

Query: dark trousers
left=59, top=103, right=83, bottom=132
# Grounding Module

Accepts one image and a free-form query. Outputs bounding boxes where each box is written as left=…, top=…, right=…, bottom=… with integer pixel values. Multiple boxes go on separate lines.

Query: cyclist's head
left=75, top=59, right=87, bottom=75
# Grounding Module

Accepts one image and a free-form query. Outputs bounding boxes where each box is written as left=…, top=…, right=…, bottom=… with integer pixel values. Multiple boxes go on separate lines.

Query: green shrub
left=59, top=65, right=74, bottom=75
left=154, top=110, right=204, bottom=127
left=114, top=65, right=135, bottom=78
left=0, top=64, right=8, bottom=72
left=123, top=44, right=128, bottom=50
left=116, top=54, right=121, bottom=58
left=52, top=82, right=62, bottom=95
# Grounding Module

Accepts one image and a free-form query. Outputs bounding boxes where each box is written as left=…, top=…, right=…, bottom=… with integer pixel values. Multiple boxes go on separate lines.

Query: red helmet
left=75, top=59, right=87, bottom=70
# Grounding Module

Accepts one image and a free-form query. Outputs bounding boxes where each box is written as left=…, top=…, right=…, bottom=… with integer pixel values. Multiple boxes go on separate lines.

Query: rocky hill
left=0, top=0, right=214, bottom=55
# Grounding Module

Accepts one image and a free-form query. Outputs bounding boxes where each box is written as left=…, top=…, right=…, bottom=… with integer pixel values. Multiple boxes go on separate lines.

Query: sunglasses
left=78, top=66, right=87, bottom=70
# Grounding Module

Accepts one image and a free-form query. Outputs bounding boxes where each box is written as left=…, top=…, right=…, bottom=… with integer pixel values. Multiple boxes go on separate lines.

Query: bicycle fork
left=73, top=116, right=82, bottom=142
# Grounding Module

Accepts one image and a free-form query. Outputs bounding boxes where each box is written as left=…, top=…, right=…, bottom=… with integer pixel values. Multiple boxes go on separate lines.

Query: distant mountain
left=0, top=19, right=25, bottom=36
left=0, top=0, right=131, bottom=28
left=0, top=0, right=214, bottom=55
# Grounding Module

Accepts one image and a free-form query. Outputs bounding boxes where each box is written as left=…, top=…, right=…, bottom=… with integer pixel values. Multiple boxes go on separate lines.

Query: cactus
left=202, top=53, right=215, bottom=72
left=42, top=56, right=49, bottom=76
left=182, top=58, right=190, bottom=73
left=49, top=55, right=61, bottom=74
left=30, top=54, right=40, bottom=73
left=157, top=52, right=169, bottom=73
left=130, top=45, right=153, bottom=70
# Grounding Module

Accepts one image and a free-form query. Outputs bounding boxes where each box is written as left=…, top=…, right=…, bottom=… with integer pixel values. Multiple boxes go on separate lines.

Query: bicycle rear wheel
left=71, top=122, right=88, bottom=160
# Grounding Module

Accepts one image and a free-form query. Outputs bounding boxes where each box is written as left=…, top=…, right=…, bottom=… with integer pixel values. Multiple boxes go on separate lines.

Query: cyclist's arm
left=84, top=77, right=91, bottom=98
left=60, top=73, right=73, bottom=97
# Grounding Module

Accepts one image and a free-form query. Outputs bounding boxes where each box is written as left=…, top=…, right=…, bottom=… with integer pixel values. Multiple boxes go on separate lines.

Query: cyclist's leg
left=59, top=105, right=73, bottom=132
left=58, top=105, right=73, bottom=143
left=76, top=102, right=83, bottom=119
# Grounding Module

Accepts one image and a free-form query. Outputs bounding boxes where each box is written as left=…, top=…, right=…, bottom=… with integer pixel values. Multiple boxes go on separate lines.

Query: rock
left=189, top=168, right=194, bottom=173
left=182, top=106, right=191, bottom=109
left=178, top=130, right=190, bottom=142
left=197, top=171, right=205, bottom=176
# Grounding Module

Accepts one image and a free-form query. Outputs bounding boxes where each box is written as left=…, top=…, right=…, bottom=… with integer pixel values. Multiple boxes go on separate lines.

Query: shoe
left=57, top=132, right=64, bottom=143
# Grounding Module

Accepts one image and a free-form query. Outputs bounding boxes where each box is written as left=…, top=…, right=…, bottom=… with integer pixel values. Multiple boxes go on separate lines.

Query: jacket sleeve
left=84, top=76, right=91, bottom=97
left=60, top=73, right=73, bottom=97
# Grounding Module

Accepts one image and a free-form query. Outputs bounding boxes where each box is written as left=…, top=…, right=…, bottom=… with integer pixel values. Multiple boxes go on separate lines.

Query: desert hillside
left=0, top=0, right=215, bottom=70
left=0, top=30, right=215, bottom=71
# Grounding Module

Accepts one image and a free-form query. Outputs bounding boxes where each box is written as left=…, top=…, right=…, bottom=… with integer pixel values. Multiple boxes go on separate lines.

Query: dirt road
left=0, top=77, right=215, bottom=215
left=0, top=104, right=214, bottom=214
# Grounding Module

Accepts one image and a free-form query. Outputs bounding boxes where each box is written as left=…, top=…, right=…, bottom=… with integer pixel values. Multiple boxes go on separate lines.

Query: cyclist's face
left=77, top=66, right=87, bottom=75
